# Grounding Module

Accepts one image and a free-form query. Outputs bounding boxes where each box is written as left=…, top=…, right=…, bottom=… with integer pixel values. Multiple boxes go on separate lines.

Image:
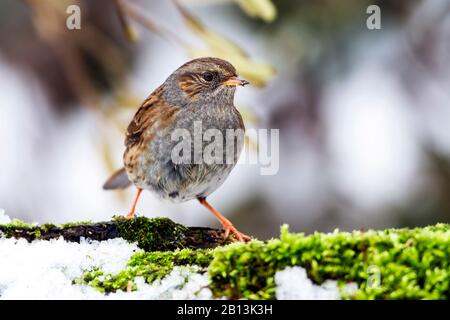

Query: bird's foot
left=125, top=211, right=135, bottom=219
left=197, top=197, right=251, bottom=242
left=223, top=223, right=251, bottom=242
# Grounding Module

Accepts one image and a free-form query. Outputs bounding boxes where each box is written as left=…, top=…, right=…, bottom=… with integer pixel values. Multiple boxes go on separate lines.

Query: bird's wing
left=125, top=85, right=170, bottom=148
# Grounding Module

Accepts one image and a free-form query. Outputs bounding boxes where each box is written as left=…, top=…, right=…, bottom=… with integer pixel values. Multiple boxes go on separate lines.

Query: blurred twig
left=113, top=0, right=139, bottom=42
left=118, top=0, right=188, bottom=47
left=178, top=0, right=277, bottom=22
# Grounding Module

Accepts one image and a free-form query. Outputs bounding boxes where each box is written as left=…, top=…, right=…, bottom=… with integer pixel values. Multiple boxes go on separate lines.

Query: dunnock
left=104, top=57, right=251, bottom=241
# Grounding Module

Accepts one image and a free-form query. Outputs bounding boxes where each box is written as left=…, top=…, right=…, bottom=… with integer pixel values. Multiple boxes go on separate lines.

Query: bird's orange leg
left=127, top=188, right=142, bottom=219
left=198, top=198, right=251, bottom=242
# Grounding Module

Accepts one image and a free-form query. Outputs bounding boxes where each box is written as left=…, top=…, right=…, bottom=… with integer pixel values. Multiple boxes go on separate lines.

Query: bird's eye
left=203, top=72, right=214, bottom=82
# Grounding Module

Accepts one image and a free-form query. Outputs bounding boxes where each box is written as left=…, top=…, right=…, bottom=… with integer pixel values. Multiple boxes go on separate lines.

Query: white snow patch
left=275, top=266, right=357, bottom=300
left=103, top=267, right=213, bottom=300
left=0, top=236, right=140, bottom=299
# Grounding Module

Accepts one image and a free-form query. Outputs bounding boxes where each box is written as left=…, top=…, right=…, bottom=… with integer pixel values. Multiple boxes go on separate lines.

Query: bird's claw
left=223, top=225, right=251, bottom=242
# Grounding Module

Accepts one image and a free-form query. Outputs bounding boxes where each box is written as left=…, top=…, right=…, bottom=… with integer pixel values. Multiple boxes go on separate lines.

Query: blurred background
left=0, top=0, right=449, bottom=239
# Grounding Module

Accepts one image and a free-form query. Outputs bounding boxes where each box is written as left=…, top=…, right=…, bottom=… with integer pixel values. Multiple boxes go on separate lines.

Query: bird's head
left=164, top=57, right=249, bottom=106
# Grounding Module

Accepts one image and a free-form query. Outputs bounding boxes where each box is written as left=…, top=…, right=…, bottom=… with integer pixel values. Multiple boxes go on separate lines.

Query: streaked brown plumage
left=104, top=57, right=250, bottom=241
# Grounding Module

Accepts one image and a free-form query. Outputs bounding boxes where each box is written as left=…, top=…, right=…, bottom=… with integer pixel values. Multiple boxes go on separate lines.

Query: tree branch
left=0, top=216, right=231, bottom=251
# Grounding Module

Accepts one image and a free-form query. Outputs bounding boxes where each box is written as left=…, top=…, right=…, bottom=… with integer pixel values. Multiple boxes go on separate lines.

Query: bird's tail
left=103, top=167, right=132, bottom=190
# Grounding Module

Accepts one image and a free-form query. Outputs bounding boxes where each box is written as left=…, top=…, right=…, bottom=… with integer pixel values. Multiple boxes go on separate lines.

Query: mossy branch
left=2, top=216, right=449, bottom=299
left=0, top=216, right=231, bottom=251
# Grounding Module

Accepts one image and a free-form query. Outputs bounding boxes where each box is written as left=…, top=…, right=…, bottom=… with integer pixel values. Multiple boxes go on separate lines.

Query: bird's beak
left=223, top=77, right=250, bottom=87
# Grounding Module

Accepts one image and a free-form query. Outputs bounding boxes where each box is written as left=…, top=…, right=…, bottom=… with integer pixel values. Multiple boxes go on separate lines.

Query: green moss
left=77, top=248, right=215, bottom=293
left=0, top=219, right=95, bottom=241
left=4, top=219, right=36, bottom=228
left=0, top=219, right=42, bottom=239
left=208, top=224, right=450, bottom=299
left=114, top=216, right=189, bottom=251
left=60, top=221, right=93, bottom=228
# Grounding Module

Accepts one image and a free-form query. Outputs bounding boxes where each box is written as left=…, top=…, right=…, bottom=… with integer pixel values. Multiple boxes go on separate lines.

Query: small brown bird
left=104, top=57, right=250, bottom=241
